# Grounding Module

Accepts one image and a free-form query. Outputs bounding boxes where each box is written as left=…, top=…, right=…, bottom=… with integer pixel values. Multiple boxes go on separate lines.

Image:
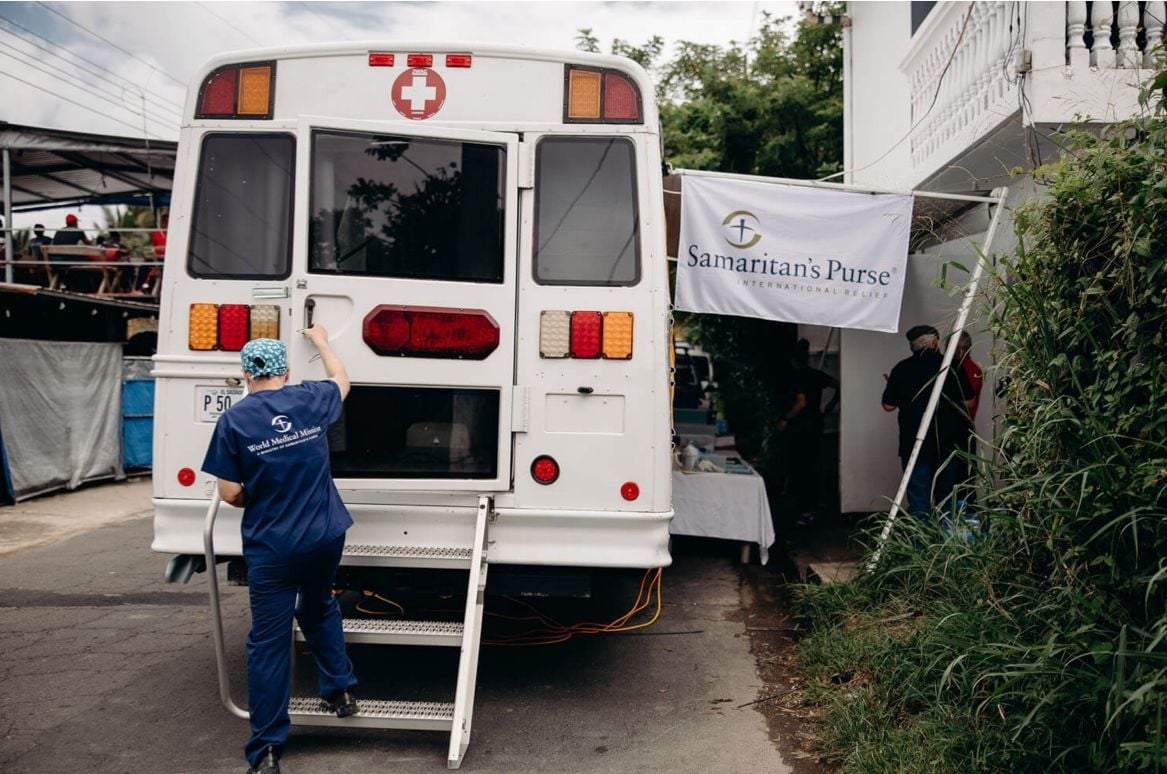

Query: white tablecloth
left=670, top=467, right=776, bottom=564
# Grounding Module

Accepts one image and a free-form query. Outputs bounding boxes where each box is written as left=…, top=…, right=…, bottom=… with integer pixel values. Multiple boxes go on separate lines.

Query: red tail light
left=363, top=305, right=500, bottom=359
left=569, top=311, right=603, bottom=359
left=621, top=481, right=640, bottom=501
left=603, top=72, right=640, bottom=120
left=531, top=455, right=560, bottom=485
left=368, top=53, right=395, bottom=67
left=445, top=54, right=472, bottom=68
left=178, top=468, right=196, bottom=487
left=199, top=68, right=237, bottom=116
left=217, top=304, right=251, bottom=351
left=407, top=53, right=434, bottom=67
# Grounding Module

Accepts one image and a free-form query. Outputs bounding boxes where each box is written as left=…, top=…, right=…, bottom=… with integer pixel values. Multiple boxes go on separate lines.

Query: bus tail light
left=603, top=72, right=640, bottom=120
left=569, top=311, right=603, bottom=359
left=196, top=61, right=275, bottom=119
left=564, top=65, right=642, bottom=124
left=621, top=481, right=640, bottom=501
left=188, top=303, right=280, bottom=350
left=218, top=304, right=251, bottom=351
left=531, top=455, right=560, bottom=485
left=363, top=305, right=500, bottom=359
left=540, top=310, right=633, bottom=359
left=177, top=468, right=197, bottom=487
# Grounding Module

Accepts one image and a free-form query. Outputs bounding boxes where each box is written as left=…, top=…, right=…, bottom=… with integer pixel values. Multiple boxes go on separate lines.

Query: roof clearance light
left=539, top=310, right=571, bottom=358
left=445, top=54, right=472, bottom=68
left=236, top=64, right=273, bottom=115
left=603, top=72, right=641, bottom=121
left=602, top=312, right=634, bottom=359
left=569, top=311, right=603, bottom=359
left=363, top=305, right=500, bottom=360
left=621, top=481, right=640, bottom=501
left=368, top=53, right=395, bottom=67
left=218, top=304, right=251, bottom=351
left=249, top=304, right=281, bottom=341
left=565, top=67, right=601, bottom=120
left=189, top=303, right=219, bottom=350
left=531, top=455, right=560, bottom=485
left=407, top=53, right=434, bottom=67
left=197, top=67, right=237, bottom=117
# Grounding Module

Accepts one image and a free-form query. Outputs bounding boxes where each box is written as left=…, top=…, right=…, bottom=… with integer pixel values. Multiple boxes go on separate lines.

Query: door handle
left=304, top=297, right=315, bottom=329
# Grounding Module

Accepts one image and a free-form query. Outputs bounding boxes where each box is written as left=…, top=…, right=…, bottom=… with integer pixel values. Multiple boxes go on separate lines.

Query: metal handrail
left=203, top=487, right=250, bottom=719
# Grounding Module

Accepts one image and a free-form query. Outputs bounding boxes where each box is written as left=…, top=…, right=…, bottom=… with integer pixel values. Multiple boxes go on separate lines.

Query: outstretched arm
left=303, top=323, right=350, bottom=399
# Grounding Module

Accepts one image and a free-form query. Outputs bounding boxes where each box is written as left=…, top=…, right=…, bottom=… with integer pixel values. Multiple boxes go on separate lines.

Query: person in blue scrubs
left=202, top=327, right=358, bottom=774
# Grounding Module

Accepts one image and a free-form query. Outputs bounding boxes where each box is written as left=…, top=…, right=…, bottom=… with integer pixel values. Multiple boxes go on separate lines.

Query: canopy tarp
left=0, top=122, right=175, bottom=212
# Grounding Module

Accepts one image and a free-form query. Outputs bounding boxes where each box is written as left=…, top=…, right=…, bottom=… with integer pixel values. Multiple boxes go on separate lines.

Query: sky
left=1, top=0, right=796, bottom=229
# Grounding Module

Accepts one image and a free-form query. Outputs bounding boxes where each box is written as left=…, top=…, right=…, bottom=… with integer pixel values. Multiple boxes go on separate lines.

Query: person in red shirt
left=955, top=331, right=984, bottom=420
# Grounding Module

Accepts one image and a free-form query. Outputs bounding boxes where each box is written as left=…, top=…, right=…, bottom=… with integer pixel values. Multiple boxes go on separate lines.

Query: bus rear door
left=289, top=116, right=519, bottom=495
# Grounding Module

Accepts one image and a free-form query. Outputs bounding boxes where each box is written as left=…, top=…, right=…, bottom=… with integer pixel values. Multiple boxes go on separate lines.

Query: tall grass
left=794, top=73, right=1167, bottom=771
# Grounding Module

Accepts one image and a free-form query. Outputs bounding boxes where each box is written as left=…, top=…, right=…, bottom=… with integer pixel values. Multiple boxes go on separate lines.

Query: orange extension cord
left=349, top=567, right=664, bottom=647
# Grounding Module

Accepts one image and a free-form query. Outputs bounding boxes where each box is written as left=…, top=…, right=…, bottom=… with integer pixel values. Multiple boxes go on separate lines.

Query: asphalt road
left=0, top=485, right=790, bottom=774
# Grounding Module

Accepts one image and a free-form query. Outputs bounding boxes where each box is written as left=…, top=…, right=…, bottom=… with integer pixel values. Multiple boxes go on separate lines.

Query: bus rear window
left=188, top=134, right=294, bottom=279
left=309, top=131, right=505, bottom=283
left=535, top=137, right=639, bottom=286
left=328, top=386, right=499, bottom=479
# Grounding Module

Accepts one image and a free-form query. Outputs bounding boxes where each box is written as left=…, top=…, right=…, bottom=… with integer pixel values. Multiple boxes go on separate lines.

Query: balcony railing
left=901, top=1, right=1164, bottom=179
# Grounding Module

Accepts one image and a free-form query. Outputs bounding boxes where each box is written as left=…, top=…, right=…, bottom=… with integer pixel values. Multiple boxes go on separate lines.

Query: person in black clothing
left=881, top=325, right=973, bottom=517
left=52, top=213, right=91, bottom=246
left=778, top=339, right=839, bottom=527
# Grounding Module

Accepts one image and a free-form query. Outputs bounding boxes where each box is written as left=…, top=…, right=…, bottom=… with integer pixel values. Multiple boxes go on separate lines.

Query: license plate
left=196, top=386, right=244, bottom=422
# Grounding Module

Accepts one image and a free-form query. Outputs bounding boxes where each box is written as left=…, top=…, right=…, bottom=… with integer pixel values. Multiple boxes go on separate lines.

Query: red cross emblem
left=391, top=68, right=446, bottom=120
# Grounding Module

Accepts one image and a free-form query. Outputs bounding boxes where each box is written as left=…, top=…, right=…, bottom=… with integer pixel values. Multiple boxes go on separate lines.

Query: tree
left=578, top=9, right=844, bottom=481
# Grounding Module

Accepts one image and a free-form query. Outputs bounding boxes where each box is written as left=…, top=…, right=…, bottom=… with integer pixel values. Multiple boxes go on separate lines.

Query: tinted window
left=535, top=137, right=639, bottom=285
left=328, top=386, right=499, bottom=479
left=188, top=134, right=293, bottom=279
left=309, top=131, right=505, bottom=283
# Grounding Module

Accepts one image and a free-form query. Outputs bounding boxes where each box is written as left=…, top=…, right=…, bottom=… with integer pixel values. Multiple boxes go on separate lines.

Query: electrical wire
left=818, top=2, right=976, bottom=183
left=483, top=568, right=664, bottom=646
left=195, top=1, right=264, bottom=46
left=0, top=69, right=169, bottom=138
left=0, top=39, right=180, bottom=131
left=0, top=14, right=186, bottom=113
left=35, top=1, right=186, bottom=88
left=355, top=590, right=405, bottom=616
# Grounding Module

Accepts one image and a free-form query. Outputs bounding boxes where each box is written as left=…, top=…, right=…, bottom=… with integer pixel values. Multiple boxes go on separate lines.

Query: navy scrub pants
left=243, top=534, right=357, bottom=768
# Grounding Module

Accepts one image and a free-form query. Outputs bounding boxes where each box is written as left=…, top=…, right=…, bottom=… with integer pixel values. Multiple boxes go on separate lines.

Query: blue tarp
left=122, top=379, right=154, bottom=469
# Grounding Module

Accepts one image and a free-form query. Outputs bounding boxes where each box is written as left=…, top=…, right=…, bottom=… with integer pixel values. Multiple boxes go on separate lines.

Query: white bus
left=151, top=42, right=674, bottom=765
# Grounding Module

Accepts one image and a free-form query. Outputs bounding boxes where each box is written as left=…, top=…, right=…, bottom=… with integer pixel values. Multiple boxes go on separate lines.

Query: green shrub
left=795, top=74, right=1167, bottom=772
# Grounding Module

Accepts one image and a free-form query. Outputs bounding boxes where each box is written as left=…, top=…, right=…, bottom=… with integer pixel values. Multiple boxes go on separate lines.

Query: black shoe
left=246, top=747, right=280, bottom=774
left=322, top=688, right=359, bottom=718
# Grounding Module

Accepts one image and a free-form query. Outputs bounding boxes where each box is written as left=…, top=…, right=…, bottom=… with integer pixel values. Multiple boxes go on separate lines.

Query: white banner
left=675, top=175, right=913, bottom=332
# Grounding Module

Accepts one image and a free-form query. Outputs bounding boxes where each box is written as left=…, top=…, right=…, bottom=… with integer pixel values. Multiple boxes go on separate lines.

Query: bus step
left=342, top=543, right=473, bottom=569
left=296, top=618, right=464, bottom=646
left=289, top=696, right=453, bottom=731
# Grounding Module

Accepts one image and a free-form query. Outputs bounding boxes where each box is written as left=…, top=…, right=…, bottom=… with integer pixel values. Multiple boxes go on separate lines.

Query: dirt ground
left=735, top=516, right=864, bottom=774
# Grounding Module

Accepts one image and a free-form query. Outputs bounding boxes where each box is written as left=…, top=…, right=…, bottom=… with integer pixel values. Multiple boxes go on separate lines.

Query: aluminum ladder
left=205, top=493, right=493, bottom=769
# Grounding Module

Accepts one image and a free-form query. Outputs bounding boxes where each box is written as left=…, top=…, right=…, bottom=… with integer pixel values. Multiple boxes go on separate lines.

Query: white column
left=1145, top=2, right=1166, bottom=68
left=1066, top=1, right=1089, bottom=69
left=1092, top=2, right=1116, bottom=69
left=1117, top=1, right=1140, bottom=68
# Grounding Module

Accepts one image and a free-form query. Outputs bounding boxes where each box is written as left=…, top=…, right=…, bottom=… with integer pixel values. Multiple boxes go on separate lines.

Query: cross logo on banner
left=391, top=68, right=447, bottom=120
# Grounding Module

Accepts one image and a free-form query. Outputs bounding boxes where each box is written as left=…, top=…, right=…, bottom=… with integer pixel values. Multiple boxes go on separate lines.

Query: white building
left=824, top=1, right=1163, bottom=511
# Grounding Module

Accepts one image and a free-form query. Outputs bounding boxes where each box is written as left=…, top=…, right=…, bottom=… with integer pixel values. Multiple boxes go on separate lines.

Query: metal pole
left=3, top=148, right=13, bottom=284
left=867, top=186, right=1011, bottom=572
